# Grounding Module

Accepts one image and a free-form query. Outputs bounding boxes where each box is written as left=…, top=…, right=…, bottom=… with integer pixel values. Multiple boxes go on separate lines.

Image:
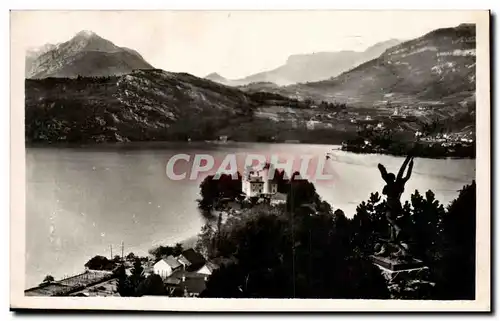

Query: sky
left=12, top=10, right=479, bottom=79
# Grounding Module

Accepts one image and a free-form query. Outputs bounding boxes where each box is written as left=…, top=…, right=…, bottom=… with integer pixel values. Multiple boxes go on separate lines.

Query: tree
left=126, top=252, right=136, bottom=261
left=84, top=255, right=115, bottom=271
left=149, top=245, right=175, bottom=261
left=348, top=181, right=476, bottom=300
left=286, top=172, right=321, bottom=212
left=197, top=173, right=242, bottom=214
left=135, top=274, right=167, bottom=296
left=200, top=264, right=245, bottom=298
left=195, top=223, right=217, bottom=258
left=201, top=201, right=389, bottom=299
left=408, top=190, right=446, bottom=261
left=41, top=275, right=55, bottom=284
left=115, top=265, right=134, bottom=297
left=131, top=258, right=145, bottom=278
left=173, top=243, right=184, bottom=256
left=122, top=258, right=146, bottom=296
left=432, top=181, right=476, bottom=299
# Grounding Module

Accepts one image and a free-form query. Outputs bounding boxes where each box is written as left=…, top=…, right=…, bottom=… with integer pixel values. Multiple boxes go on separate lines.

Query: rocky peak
left=75, top=30, right=98, bottom=38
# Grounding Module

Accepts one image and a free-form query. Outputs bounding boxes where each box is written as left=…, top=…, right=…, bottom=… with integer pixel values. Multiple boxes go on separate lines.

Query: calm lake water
left=25, top=142, right=475, bottom=288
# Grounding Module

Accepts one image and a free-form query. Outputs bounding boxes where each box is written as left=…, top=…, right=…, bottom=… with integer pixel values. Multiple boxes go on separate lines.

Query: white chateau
left=242, top=164, right=278, bottom=197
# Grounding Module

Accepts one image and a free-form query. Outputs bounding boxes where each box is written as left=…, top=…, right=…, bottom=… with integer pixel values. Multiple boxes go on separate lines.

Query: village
left=24, top=247, right=221, bottom=297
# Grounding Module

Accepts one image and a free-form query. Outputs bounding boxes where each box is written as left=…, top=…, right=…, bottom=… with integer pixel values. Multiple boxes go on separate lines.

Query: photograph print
left=10, top=10, right=491, bottom=312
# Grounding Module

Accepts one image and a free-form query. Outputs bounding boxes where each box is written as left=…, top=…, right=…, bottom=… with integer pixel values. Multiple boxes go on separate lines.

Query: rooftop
left=202, top=261, right=220, bottom=273
left=178, top=249, right=206, bottom=270
left=160, top=255, right=182, bottom=269
left=164, top=270, right=208, bottom=296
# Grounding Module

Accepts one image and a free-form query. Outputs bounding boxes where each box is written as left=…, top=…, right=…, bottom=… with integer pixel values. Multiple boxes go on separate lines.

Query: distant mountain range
left=244, top=24, right=476, bottom=109
left=25, top=25, right=476, bottom=145
left=205, top=39, right=401, bottom=86
left=25, top=30, right=154, bottom=79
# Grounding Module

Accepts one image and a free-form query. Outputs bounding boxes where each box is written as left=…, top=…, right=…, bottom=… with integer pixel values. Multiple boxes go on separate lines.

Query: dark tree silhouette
left=432, top=181, right=476, bottom=299
left=198, top=173, right=243, bottom=214
left=200, top=197, right=390, bottom=299
left=135, top=274, right=167, bottom=296
left=173, top=243, right=184, bottom=257
left=84, top=255, right=115, bottom=271
left=41, top=275, right=55, bottom=284
left=149, top=245, right=176, bottom=261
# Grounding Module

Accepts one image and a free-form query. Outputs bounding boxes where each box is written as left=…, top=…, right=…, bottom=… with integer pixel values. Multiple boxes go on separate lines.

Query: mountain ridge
left=25, top=69, right=310, bottom=144
left=205, top=39, right=402, bottom=86
left=25, top=30, right=154, bottom=79
left=300, top=23, right=476, bottom=104
left=25, top=25, right=476, bottom=146
left=246, top=24, right=475, bottom=112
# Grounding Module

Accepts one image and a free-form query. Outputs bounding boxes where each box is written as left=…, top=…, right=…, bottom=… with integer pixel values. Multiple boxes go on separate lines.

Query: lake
left=25, top=142, right=475, bottom=289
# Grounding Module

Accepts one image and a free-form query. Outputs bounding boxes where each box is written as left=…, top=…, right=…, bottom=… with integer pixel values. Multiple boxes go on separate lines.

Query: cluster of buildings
left=152, top=248, right=220, bottom=297
left=241, top=164, right=287, bottom=206
left=25, top=248, right=223, bottom=298
left=419, top=131, right=475, bottom=145
left=26, top=171, right=298, bottom=298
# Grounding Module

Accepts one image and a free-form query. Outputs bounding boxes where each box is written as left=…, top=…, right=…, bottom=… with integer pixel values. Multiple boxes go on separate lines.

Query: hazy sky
left=12, top=10, right=478, bottom=79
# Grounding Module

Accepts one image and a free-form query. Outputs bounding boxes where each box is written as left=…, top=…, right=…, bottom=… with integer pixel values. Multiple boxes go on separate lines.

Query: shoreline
left=25, top=140, right=475, bottom=160
left=340, top=147, right=476, bottom=160
left=340, top=142, right=476, bottom=160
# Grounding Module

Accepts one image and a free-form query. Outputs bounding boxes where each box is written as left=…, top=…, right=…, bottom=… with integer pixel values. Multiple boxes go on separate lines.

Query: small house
left=177, top=249, right=206, bottom=272
left=153, top=255, right=182, bottom=279
left=196, top=261, right=220, bottom=276
left=164, top=270, right=208, bottom=297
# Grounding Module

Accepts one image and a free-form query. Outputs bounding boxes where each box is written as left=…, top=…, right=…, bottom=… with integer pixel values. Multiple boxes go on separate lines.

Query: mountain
left=303, top=24, right=475, bottom=105
left=25, top=30, right=154, bottom=79
left=25, top=69, right=307, bottom=144
left=205, top=72, right=230, bottom=85
left=205, top=39, right=401, bottom=86
left=25, top=43, right=58, bottom=74
left=266, top=24, right=476, bottom=109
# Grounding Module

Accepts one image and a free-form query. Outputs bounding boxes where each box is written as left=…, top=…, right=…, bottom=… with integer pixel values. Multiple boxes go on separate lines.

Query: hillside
left=281, top=24, right=476, bottom=108
left=205, top=39, right=401, bottom=86
left=25, top=43, right=58, bottom=76
left=26, top=30, right=154, bottom=79
left=25, top=69, right=317, bottom=144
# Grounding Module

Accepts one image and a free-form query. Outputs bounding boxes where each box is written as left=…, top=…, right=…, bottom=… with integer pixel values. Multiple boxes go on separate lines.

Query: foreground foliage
left=197, top=175, right=476, bottom=300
